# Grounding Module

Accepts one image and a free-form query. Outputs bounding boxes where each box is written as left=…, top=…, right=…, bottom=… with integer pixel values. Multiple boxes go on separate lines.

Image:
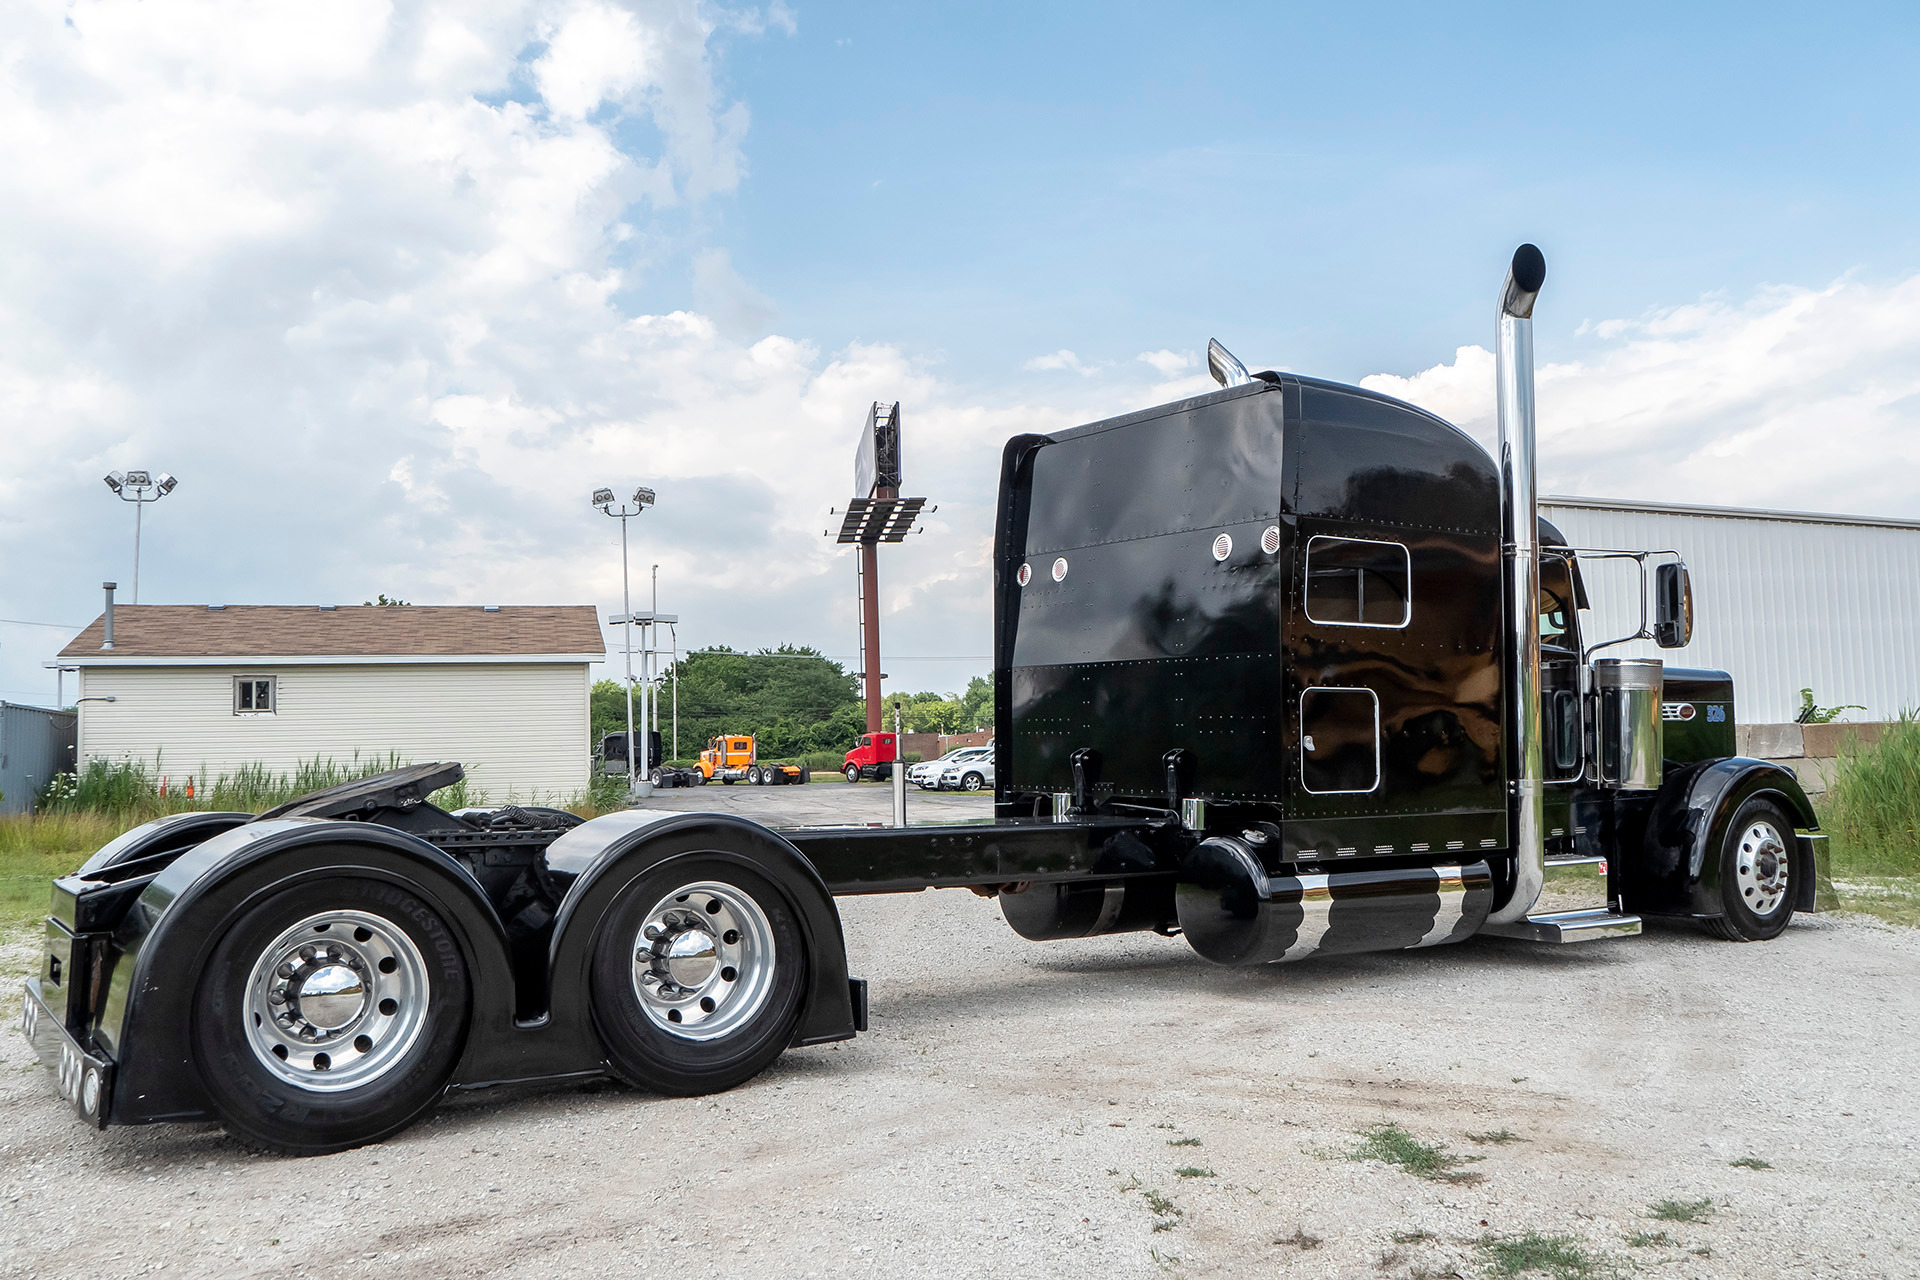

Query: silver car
left=909, top=745, right=991, bottom=789
left=936, top=754, right=995, bottom=792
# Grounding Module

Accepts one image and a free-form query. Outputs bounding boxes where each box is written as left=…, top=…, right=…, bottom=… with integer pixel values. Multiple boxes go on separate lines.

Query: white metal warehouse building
left=1541, top=497, right=1920, bottom=725
left=56, top=604, right=605, bottom=802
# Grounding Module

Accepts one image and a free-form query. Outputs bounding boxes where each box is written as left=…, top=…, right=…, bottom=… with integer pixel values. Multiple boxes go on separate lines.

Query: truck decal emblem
left=1661, top=702, right=1697, bottom=721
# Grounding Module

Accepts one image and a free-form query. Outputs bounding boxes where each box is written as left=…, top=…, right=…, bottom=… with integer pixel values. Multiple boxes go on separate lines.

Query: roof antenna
left=1207, top=338, right=1251, bottom=388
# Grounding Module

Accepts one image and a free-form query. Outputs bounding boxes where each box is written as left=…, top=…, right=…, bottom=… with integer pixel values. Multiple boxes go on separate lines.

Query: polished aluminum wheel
left=243, top=910, right=430, bottom=1092
left=630, top=881, right=776, bottom=1041
left=1735, top=819, right=1791, bottom=916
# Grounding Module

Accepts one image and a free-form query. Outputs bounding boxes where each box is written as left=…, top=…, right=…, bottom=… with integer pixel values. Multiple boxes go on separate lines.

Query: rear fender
left=1641, top=758, right=1819, bottom=918
left=544, top=811, right=856, bottom=1050
left=99, top=819, right=515, bottom=1124
left=77, top=811, right=255, bottom=877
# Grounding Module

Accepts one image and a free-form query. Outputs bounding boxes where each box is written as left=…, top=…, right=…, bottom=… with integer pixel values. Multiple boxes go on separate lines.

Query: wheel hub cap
left=290, top=961, right=368, bottom=1030
left=1735, top=821, right=1791, bottom=917
left=631, top=882, right=777, bottom=1041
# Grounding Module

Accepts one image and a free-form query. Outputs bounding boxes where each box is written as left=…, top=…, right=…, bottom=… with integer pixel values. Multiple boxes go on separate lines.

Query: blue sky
left=2, top=0, right=1919, bottom=708
left=703, top=2, right=1920, bottom=386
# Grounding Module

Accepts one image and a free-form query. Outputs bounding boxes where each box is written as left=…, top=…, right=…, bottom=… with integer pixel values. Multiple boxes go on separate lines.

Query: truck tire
left=190, top=874, right=471, bottom=1155
left=692, top=770, right=707, bottom=785
left=799, top=767, right=811, bottom=785
left=746, top=765, right=761, bottom=786
left=588, top=860, right=808, bottom=1095
left=650, top=767, right=664, bottom=787
left=1704, top=797, right=1798, bottom=942
left=844, top=765, right=860, bottom=784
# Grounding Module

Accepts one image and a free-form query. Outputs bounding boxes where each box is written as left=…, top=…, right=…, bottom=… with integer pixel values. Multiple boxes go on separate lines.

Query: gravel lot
left=3, top=789, right=1916, bottom=1279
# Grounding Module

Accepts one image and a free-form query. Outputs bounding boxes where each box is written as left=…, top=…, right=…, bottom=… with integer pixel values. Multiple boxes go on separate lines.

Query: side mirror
left=1653, top=562, right=1693, bottom=648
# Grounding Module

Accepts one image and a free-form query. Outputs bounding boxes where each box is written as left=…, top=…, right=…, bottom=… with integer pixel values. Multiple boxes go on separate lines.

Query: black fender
left=98, top=818, right=516, bottom=1125
left=541, top=810, right=857, bottom=1055
left=1637, top=757, right=1820, bottom=918
left=78, top=810, right=255, bottom=876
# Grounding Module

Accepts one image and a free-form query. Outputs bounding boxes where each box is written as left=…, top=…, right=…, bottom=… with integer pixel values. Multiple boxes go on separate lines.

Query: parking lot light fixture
left=595, top=485, right=656, bottom=798
left=104, top=468, right=179, bottom=603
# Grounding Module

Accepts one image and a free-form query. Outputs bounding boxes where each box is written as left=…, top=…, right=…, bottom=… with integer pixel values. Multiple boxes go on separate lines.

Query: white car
left=936, top=755, right=995, bottom=792
left=909, top=745, right=991, bottom=789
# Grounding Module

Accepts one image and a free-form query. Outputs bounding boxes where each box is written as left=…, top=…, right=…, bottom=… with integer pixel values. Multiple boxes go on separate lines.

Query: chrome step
left=1479, top=907, right=1642, bottom=944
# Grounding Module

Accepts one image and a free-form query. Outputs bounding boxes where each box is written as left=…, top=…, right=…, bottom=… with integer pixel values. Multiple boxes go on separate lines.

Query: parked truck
left=841, top=731, right=898, bottom=783
left=22, top=247, right=1834, bottom=1154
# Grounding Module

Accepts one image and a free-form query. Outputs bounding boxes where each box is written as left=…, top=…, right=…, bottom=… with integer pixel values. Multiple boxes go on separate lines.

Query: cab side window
left=1304, top=536, right=1411, bottom=628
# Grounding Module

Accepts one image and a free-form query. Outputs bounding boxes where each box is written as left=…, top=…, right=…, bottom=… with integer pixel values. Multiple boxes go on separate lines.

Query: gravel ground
left=3, top=795, right=1916, bottom=1279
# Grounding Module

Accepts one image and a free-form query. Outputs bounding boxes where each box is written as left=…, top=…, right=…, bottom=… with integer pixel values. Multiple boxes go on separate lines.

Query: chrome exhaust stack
left=1486, top=244, right=1548, bottom=925
left=1207, top=338, right=1252, bottom=388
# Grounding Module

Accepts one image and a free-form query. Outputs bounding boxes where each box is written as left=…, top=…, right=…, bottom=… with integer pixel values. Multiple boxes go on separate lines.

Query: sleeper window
left=1304, top=536, right=1411, bottom=628
left=234, top=676, right=276, bottom=715
left=1299, top=686, right=1381, bottom=794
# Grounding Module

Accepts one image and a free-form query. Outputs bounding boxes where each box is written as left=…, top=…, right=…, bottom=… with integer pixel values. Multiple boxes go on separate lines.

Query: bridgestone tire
left=1705, top=797, right=1798, bottom=942
left=844, top=765, right=860, bottom=784
left=190, top=875, right=470, bottom=1156
left=588, top=860, right=807, bottom=1095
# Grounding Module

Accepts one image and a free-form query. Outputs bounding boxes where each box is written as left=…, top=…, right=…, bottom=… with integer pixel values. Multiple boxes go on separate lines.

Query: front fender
left=1639, top=757, right=1820, bottom=918
left=100, top=819, right=515, bottom=1124
left=543, top=810, right=856, bottom=1050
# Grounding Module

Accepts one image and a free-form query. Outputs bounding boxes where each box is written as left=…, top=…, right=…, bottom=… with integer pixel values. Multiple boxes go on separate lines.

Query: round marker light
left=1051, top=557, right=1068, bottom=582
left=1212, top=533, right=1233, bottom=562
left=82, top=1067, right=102, bottom=1116
left=1016, top=562, right=1031, bottom=587
left=1261, top=525, right=1281, bottom=555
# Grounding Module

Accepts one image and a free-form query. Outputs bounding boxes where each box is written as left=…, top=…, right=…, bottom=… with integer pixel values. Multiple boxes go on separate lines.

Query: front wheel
left=959, top=771, right=986, bottom=792
left=1705, top=797, right=1797, bottom=941
left=844, top=765, right=861, bottom=784
left=190, top=875, right=471, bottom=1155
left=588, top=861, right=807, bottom=1095
left=649, top=768, right=664, bottom=787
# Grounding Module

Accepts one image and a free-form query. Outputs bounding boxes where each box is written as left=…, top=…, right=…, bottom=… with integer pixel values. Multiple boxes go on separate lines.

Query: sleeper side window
left=1304, top=535, right=1411, bottom=628
left=234, top=675, right=276, bottom=715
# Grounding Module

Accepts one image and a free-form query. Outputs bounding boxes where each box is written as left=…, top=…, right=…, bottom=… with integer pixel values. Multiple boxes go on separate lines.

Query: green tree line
left=590, top=646, right=992, bottom=761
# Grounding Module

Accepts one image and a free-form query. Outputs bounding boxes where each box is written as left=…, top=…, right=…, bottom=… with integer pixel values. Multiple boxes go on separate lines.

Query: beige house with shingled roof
left=56, top=604, right=605, bottom=802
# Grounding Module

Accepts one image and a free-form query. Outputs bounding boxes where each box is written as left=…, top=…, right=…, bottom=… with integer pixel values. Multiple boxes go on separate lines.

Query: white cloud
left=1362, top=274, right=1920, bottom=514
left=1136, top=348, right=1192, bottom=377
left=1025, top=349, right=1096, bottom=375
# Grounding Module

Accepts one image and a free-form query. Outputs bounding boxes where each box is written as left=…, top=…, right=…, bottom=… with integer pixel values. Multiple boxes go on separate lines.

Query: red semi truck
left=841, top=731, right=898, bottom=783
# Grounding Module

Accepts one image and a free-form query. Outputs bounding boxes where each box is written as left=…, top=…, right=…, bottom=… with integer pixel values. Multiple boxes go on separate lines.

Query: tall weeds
left=39, top=752, right=414, bottom=822
left=1824, top=714, right=1920, bottom=878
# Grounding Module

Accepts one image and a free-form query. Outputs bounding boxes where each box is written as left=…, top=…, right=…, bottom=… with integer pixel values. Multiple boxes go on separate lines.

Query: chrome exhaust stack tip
left=1207, top=338, right=1252, bottom=388
left=1487, top=242, right=1550, bottom=926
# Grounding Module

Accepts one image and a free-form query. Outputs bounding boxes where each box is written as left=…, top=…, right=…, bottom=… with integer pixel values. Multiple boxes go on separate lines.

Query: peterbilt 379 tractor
left=22, top=246, right=1833, bottom=1153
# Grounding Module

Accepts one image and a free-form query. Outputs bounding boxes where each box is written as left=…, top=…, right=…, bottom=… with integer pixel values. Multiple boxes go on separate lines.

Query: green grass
left=1624, top=1230, right=1673, bottom=1248
left=1392, top=1230, right=1436, bottom=1245
left=1467, top=1129, right=1526, bottom=1145
left=1822, top=716, right=1920, bottom=926
left=1349, top=1122, right=1482, bottom=1183
left=1166, top=1136, right=1201, bottom=1147
left=1729, top=1156, right=1772, bottom=1170
left=1477, top=1231, right=1616, bottom=1279
left=1172, top=1166, right=1214, bottom=1179
left=1646, top=1197, right=1714, bottom=1224
left=0, top=811, right=127, bottom=929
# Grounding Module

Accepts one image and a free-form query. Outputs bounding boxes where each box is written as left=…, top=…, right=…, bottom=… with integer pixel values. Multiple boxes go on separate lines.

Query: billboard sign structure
left=854, top=402, right=902, bottom=499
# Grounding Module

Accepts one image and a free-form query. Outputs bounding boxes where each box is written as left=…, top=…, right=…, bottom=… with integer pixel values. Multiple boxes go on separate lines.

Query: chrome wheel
left=630, top=882, right=776, bottom=1041
left=961, top=772, right=985, bottom=792
left=243, top=910, right=430, bottom=1092
left=1735, top=820, right=1791, bottom=916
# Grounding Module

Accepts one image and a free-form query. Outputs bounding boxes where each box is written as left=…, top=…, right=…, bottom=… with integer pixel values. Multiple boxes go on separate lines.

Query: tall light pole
left=650, top=563, right=660, bottom=766
left=103, top=470, right=178, bottom=604
left=594, top=485, right=656, bottom=798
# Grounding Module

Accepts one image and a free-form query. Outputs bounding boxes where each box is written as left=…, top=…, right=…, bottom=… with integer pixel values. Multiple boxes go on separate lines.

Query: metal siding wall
left=76, top=663, right=589, bottom=802
left=0, top=702, right=78, bottom=814
left=1542, top=504, right=1920, bottom=724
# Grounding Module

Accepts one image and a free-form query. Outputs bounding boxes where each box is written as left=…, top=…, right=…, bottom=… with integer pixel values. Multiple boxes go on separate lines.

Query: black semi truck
left=22, top=247, right=1834, bottom=1154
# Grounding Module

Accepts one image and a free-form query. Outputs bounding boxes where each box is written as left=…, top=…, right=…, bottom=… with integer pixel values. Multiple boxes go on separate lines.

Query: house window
left=234, top=676, right=276, bottom=715
left=1304, top=535, right=1411, bottom=628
